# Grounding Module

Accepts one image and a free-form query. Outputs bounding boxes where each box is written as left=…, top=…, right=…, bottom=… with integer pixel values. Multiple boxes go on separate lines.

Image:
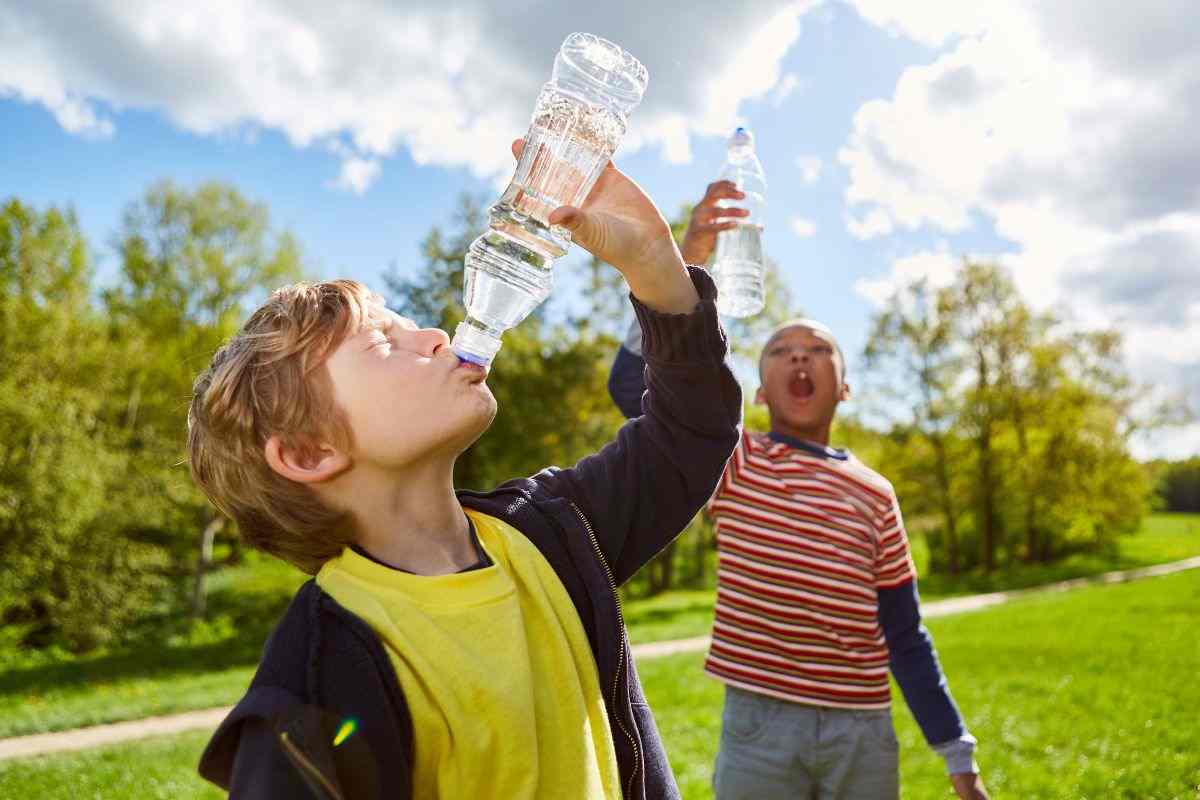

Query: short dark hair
left=758, top=318, right=846, bottom=384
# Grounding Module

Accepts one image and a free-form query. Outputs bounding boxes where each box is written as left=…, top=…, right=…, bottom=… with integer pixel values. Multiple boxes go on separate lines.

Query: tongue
left=789, top=375, right=815, bottom=399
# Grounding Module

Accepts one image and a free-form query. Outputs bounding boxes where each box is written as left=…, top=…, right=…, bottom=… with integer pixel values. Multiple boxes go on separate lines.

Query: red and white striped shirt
left=704, top=431, right=916, bottom=709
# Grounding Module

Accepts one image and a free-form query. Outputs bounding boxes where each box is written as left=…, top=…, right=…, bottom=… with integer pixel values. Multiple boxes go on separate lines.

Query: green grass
left=5, top=568, right=1197, bottom=798
left=0, top=552, right=304, bottom=739
left=1115, top=512, right=1200, bottom=563
left=1, top=514, right=1196, bottom=740
left=0, top=730, right=222, bottom=799
left=624, top=590, right=717, bottom=645
left=638, top=568, right=1200, bottom=799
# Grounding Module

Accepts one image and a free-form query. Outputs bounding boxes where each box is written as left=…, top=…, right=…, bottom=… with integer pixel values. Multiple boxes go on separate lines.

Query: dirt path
left=3, top=555, right=1198, bottom=762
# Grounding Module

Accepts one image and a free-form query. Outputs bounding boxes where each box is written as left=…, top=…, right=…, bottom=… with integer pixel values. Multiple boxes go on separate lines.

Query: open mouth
left=788, top=370, right=815, bottom=400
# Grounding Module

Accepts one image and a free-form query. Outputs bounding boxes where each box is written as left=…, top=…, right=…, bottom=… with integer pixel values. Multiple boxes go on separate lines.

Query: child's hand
left=950, top=772, right=990, bottom=800
left=510, top=139, right=699, bottom=314
left=680, top=180, right=748, bottom=265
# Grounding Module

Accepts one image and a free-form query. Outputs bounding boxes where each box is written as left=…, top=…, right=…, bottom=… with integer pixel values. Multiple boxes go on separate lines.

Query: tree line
left=0, top=181, right=1180, bottom=652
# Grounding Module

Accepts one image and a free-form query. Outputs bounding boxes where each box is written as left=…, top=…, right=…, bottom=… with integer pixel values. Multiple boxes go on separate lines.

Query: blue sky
left=1, top=1, right=1196, bottom=456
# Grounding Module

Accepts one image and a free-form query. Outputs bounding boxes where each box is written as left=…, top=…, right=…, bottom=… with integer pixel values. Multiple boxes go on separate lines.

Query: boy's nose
left=415, top=327, right=452, bottom=355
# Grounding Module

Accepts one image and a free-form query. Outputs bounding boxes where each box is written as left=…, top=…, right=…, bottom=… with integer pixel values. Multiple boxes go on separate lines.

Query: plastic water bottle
left=451, top=33, right=648, bottom=365
left=711, top=128, right=767, bottom=318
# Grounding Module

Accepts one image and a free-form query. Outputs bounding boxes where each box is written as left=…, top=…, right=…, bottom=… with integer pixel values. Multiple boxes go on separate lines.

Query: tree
left=1156, top=459, right=1200, bottom=512
left=864, top=278, right=966, bottom=573
left=864, top=260, right=1150, bottom=574
left=104, top=180, right=306, bottom=618
left=0, top=199, right=167, bottom=650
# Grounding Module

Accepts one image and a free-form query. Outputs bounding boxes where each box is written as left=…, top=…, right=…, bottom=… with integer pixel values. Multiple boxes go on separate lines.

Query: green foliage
left=0, top=183, right=304, bottom=653
left=0, top=199, right=168, bottom=651
left=1155, top=458, right=1200, bottom=512
left=863, top=261, right=1151, bottom=574
left=103, top=180, right=306, bottom=619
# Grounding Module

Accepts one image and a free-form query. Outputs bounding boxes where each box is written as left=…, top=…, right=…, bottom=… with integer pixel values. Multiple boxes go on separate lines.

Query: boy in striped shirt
left=608, top=181, right=989, bottom=800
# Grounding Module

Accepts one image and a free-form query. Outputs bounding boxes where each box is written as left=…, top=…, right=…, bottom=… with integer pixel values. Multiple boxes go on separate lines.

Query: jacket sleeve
left=528, top=266, right=742, bottom=584
left=227, top=718, right=324, bottom=799
left=199, top=685, right=327, bottom=799
left=607, top=344, right=648, bottom=419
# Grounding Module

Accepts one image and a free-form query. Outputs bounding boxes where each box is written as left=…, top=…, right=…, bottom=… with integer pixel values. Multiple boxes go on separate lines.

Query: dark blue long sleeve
left=608, top=345, right=648, bottom=419
left=878, top=579, right=977, bottom=772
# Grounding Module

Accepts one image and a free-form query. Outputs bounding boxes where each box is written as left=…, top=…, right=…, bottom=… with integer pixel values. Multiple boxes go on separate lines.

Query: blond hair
left=188, top=279, right=380, bottom=574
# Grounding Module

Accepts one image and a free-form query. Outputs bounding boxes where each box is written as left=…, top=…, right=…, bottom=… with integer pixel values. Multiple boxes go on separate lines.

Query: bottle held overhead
left=451, top=33, right=648, bottom=366
left=711, top=127, right=767, bottom=319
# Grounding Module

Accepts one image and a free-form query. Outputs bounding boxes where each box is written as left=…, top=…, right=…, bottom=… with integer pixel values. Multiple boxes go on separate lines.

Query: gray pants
left=713, top=686, right=900, bottom=800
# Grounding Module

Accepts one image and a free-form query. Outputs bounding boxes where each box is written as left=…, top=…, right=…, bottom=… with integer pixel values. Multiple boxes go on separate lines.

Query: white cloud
left=789, top=216, right=817, bottom=238
left=845, top=208, right=893, bottom=240
left=769, top=73, right=808, bottom=107
left=795, top=154, right=822, bottom=183
left=841, top=0, right=1200, bottom=457
left=852, top=241, right=963, bottom=306
left=1133, top=424, right=1200, bottom=461
left=0, top=0, right=821, bottom=190
left=330, top=156, right=382, bottom=195
left=842, top=1, right=990, bottom=46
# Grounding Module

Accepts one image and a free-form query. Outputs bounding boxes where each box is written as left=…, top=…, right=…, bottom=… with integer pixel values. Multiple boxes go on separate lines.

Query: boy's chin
left=454, top=398, right=498, bottom=447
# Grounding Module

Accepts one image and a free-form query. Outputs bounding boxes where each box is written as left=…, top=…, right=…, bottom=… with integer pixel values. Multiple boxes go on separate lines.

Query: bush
left=1157, top=458, right=1200, bottom=512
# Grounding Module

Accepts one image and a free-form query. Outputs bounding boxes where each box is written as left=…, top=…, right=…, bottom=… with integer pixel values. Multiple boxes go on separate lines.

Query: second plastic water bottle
left=711, top=127, right=767, bottom=318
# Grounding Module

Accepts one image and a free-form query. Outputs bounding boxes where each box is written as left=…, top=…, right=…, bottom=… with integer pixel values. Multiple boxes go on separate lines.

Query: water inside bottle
left=492, top=91, right=624, bottom=258
left=713, top=222, right=766, bottom=318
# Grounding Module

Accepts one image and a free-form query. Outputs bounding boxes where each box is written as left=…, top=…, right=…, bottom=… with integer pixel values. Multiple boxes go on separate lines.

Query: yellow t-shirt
left=316, top=509, right=621, bottom=800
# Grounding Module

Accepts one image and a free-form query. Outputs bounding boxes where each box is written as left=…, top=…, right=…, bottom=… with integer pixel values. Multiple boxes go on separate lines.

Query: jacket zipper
left=279, top=730, right=344, bottom=800
left=571, top=501, right=640, bottom=799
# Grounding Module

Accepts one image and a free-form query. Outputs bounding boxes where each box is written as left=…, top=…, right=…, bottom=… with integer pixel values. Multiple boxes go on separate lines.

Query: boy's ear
left=839, top=381, right=852, bottom=402
left=264, top=435, right=351, bottom=484
left=754, top=386, right=767, bottom=406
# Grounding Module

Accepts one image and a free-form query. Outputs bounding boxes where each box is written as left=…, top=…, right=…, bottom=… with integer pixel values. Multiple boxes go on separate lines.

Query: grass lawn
left=640, top=567, right=1200, bottom=799
left=0, top=514, right=1196, bottom=740
left=0, top=730, right=222, bottom=799
left=4, top=567, right=1197, bottom=798
left=0, top=552, right=304, bottom=739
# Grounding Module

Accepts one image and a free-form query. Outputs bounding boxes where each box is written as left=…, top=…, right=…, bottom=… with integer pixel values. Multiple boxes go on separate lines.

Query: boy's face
left=755, top=324, right=848, bottom=439
left=323, top=303, right=497, bottom=470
